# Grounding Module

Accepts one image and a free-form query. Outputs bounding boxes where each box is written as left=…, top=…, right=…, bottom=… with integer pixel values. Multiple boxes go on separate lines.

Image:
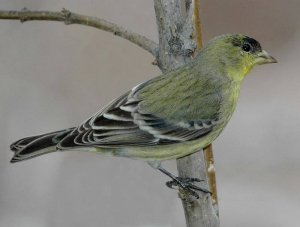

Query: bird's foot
left=166, top=177, right=211, bottom=199
left=158, top=167, right=211, bottom=199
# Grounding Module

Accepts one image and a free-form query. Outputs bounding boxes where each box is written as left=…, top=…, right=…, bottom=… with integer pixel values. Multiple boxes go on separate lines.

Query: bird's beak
left=255, top=50, right=277, bottom=65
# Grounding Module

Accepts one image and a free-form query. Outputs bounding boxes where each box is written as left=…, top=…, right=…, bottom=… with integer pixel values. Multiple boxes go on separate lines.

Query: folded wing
left=58, top=80, right=220, bottom=149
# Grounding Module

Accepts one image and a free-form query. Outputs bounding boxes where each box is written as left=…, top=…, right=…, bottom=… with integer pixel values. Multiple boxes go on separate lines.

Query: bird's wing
left=58, top=72, right=223, bottom=149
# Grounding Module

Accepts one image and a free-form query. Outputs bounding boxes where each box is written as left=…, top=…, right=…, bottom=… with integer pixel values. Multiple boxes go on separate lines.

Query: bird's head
left=202, top=34, right=277, bottom=81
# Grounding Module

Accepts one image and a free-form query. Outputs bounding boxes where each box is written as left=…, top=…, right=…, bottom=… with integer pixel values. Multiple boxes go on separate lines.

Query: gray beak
left=255, top=50, right=277, bottom=65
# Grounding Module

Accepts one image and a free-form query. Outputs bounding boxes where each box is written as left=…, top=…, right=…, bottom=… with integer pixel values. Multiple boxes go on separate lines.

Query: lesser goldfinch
left=10, top=34, right=276, bottom=197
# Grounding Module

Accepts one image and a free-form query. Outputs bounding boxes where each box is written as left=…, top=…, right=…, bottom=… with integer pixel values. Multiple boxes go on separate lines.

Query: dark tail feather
left=10, top=128, right=75, bottom=163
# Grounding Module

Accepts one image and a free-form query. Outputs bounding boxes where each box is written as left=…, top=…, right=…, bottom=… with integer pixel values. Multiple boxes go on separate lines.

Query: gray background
left=0, top=0, right=300, bottom=226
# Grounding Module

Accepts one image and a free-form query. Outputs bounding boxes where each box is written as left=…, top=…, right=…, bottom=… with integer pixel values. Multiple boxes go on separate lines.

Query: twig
left=193, top=0, right=203, bottom=50
left=0, top=8, right=158, bottom=57
left=203, top=144, right=219, bottom=213
left=193, top=0, right=219, bottom=214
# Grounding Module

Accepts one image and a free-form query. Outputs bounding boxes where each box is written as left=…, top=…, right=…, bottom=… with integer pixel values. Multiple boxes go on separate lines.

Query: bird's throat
left=227, top=64, right=253, bottom=82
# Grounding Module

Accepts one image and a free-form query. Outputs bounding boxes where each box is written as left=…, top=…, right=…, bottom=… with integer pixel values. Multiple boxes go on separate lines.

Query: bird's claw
left=166, top=177, right=211, bottom=199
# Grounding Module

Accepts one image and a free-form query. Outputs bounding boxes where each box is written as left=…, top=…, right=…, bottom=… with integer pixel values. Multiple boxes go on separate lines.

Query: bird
left=10, top=34, right=277, bottom=198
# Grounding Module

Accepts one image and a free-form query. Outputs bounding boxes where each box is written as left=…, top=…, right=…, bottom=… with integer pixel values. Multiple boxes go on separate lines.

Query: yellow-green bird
left=10, top=34, right=276, bottom=197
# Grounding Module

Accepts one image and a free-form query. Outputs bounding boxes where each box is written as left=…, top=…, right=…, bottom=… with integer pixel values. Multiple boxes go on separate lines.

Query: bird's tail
left=10, top=128, right=75, bottom=163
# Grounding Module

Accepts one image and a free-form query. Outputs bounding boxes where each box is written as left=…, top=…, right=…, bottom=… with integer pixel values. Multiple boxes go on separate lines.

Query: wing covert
left=58, top=76, right=222, bottom=149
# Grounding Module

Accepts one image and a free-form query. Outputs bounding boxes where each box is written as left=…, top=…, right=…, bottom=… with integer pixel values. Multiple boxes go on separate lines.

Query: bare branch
left=153, top=0, right=219, bottom=226
left=193, top=0, right=203, bottom=50
left=0, top=8, right=158, bottom=57
left=194, top=0, right=219, bottom=215
left=153, top=0, right=196, bottom=72
left=177, top=152, right=219, bottom=227
left=203, top=144, right=219, bottom=215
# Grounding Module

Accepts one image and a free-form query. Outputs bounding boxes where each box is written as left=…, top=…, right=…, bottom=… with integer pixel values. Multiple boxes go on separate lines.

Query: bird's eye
left=242, top=43, right=252, bottom=52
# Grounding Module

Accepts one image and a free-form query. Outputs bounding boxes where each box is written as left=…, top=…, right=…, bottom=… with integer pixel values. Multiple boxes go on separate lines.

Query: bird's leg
left=158, top=166, right=211, bottom=199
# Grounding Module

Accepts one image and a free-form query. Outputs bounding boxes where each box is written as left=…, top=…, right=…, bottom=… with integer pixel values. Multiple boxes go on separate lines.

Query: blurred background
left=0, top=0, right=299, bottom=226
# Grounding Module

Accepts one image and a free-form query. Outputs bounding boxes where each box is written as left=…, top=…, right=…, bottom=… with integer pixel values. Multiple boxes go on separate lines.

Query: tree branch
left=193, top=0, right=219, bottom=214
left=203, top=144, right=219, bottom=214
left=153, top=0, right=219, bottom=226
left=193, top=0, right=203, bottom=50
left=0, top=8, right=158, bottom=57
left=176, top=152, right=219, bottom=227
left=153, top=0, right=196, bottom=72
